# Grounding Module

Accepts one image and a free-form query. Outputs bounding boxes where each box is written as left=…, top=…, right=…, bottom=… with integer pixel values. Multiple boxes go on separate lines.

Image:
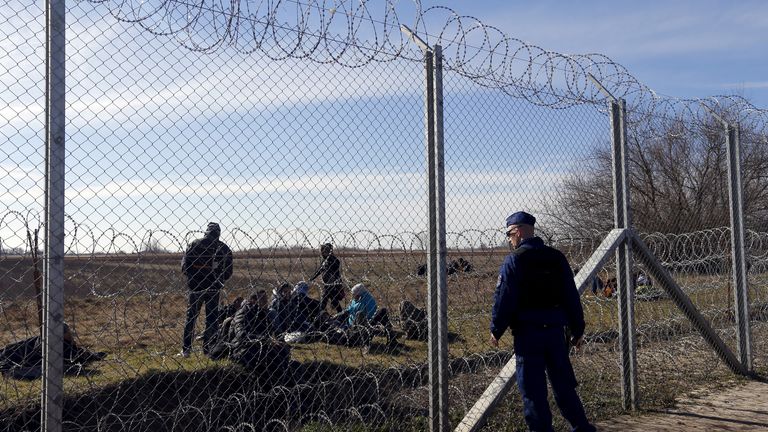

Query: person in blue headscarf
left=342, top=283, right=377, bottom=327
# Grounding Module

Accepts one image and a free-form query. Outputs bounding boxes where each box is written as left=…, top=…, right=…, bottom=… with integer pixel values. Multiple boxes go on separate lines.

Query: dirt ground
left=596, top=380, right=768, bottom=431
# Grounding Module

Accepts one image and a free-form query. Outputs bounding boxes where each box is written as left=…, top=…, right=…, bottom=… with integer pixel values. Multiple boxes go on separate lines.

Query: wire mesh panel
left=740, top=111, right=768, bottom=374
left=603, top=107, right=761, bottom=418
left=3, top=1, right=768, bottom=431
left=1, top=1, right=445, bottom=430
left=439, top=68, right=630, bottom=428
left=0, top=0, right=47, bottom=423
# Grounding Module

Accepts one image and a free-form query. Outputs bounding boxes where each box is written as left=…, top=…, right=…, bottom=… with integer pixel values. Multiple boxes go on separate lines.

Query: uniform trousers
left=514, top=325, right=595, bottom=432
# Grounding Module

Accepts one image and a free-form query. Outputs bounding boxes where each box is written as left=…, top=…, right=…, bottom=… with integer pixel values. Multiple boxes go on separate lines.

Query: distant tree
left=555, top=113, right=768, bottom=235
left=141, top=238, right=166, bottom=253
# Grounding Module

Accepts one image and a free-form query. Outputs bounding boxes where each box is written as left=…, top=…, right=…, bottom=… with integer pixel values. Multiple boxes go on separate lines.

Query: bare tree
left=141, top=237, right=166, bottom=253
left=555, top=114, right=768, bottom=235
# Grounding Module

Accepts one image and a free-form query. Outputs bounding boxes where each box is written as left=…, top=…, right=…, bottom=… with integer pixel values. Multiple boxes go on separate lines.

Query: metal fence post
left=401, top=25, right=444, bottom=431
left=610, top=99, right=638, bottom=410
left=43, top=1, right=66, bottom=431
left=424, top=48, right=441, bottom=432
left=726, top=123, right=752, bottom=371
left=433, top=43, right=450, bottom=432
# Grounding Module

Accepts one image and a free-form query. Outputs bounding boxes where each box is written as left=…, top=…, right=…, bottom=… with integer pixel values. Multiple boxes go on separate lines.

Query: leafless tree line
left=556, top=110, right=768, bottom=236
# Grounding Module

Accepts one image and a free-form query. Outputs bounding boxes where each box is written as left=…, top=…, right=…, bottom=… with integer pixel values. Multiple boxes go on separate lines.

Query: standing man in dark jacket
left=309, top=243, right=345, bottom=313
left=490, top=212, right=595, bottom=432
left=180, top=222, right=233, bottom=357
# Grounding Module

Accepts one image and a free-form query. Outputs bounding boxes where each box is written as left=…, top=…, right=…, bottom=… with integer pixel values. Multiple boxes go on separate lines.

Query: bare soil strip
left=597, top=380, right=768, bottom=431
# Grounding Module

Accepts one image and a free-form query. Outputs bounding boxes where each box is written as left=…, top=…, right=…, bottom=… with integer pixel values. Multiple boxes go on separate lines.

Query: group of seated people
left=206, top=281, right=427, bottom=368
left=575, top=266, right=655, bottom=298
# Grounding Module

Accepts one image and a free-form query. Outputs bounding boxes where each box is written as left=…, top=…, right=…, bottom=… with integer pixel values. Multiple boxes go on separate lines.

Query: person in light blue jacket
left=343, top=283, right=377, bottom=327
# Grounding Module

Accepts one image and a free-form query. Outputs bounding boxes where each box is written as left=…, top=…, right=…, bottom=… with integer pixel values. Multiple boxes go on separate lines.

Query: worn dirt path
left=596, top=380, right=768, bottom=431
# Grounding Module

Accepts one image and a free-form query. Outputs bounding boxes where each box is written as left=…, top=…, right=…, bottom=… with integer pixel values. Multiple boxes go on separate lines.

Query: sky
left=434, top=0, right=768, bottom=108
left=1, top=0, right=766, bottom=253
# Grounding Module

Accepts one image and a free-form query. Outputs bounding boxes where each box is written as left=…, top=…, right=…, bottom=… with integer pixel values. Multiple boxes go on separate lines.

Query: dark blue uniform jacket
left=490, top=237, right=585, bottom=341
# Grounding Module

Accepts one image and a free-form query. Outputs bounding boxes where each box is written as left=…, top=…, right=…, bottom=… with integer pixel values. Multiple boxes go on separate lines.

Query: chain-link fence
left=2, top=1, right=768, bottom=431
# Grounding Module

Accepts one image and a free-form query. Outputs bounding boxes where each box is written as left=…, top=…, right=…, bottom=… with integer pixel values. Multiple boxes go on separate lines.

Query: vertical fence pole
left=610, top=99, right=638, bottom=410
left=44, top=0, right=66, bottom=431
left=726, top=123, right=752, bottom=371
left=423, top=48, right=441, bottom=432
left=401, top=25, right=445, bottom=431
left=433, top=44, right=449, bottom=432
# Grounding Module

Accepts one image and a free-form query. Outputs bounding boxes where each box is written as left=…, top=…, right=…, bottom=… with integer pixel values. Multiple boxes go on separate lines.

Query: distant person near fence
left=490, top=211, right=596, bottom=432
left=179, top=222, right=233, bottom=357
left=309, top=243, right=346, bottom=314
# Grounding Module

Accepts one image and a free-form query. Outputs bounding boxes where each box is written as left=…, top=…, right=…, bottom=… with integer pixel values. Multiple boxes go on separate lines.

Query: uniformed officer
left=490, top=212, right=595, bottom=432
left=179, top=222, right=233, bottom=357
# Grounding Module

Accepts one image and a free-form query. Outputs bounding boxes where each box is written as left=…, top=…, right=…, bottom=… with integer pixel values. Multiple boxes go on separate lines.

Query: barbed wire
left=3, top=207, right=767, bottom=430
left=78, top=0, right=768, bottom=124
left=5, top=3, right=767, bottom=430
left=0, top=350, right=513, bottom=431
left=3, top=211, right=767, bottom=298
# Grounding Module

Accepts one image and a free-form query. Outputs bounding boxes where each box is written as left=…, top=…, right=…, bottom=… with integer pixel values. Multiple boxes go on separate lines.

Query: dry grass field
left=2, top=250, right=768, bottom=430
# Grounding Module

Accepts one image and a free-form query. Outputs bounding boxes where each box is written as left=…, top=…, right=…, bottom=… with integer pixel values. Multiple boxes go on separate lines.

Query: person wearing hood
left=341, top=283, right=377, bottom=327
left=179, top=222, right=233, bottom=357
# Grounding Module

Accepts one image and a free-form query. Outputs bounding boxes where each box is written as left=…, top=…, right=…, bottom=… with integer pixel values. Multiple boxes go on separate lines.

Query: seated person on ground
left=231, top=290, right=272, bottom=343
left=574, top=267, right=605, bottom=296
left=230, top=291, right=290, bottom=372
left=208, top=296, right=244, bottom=345
left=400, top=300, right=428, bottom=340
left=285, top=281, right=322, bottom=333
left=1, top=323, right=106, bottom=379
left=268, top=282, right=293, bottom=335
left=208, top=290, right=272, bottom=360
left=309, top=283, right=381, bottom=347
left=333, top=283, right=377, bottom=328
left=290, top=284, right=397, bottom=347
left=220, top=296, right=244, bottom=323
left=447, top=257, right=474, bottom=275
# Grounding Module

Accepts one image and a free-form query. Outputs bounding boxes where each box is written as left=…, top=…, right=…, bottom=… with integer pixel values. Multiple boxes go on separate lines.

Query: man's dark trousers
left=183, top=289, right=220, bottom=353
left=514, top=326, right=595, bottom=432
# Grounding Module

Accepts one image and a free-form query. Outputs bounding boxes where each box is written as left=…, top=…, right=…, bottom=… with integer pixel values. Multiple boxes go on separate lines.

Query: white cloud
left=62, top=167, right=566, bottom=204
left=0, top=103, right=45, bottom=126
left=722, top=81, right=768, bottom=90
left=476, top=1, right=768, bottom=59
